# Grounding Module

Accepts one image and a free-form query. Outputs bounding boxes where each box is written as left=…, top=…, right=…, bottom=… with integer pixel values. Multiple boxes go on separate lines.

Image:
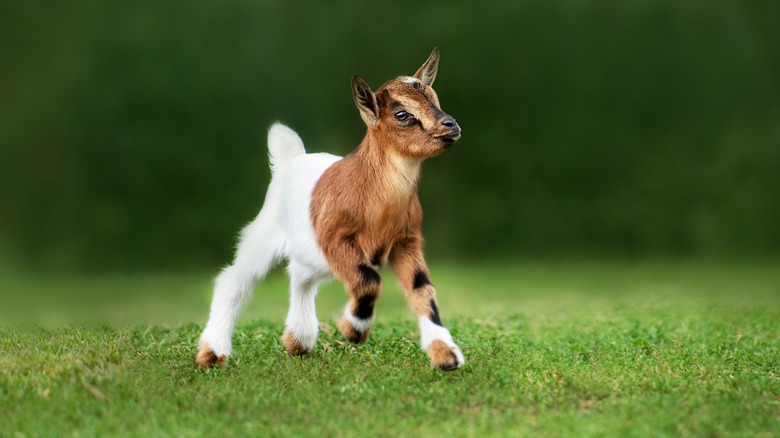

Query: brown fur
left=428, top=340, right=461, bottom=371
left=389, top=236, right=436, bottom=315
left=311, top=49, right=461, bottom=348
left=196, top=342, right=227, bottom=369
left=337, top=317, right=371, bottom=344
left=282, top=330, right=310, bottom=356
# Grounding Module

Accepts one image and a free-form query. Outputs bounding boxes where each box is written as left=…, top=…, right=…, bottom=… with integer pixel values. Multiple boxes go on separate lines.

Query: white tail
left=267, top=123, right=305, bottom=174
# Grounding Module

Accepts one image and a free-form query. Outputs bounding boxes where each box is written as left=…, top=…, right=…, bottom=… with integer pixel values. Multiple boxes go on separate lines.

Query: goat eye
left=394, top=111, right=411, bottom=121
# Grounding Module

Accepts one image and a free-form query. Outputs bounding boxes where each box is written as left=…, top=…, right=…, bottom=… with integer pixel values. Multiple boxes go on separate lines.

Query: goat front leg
left=326, top=241, right=383, bottom=344
left=390, top=238, right=465, bottom=370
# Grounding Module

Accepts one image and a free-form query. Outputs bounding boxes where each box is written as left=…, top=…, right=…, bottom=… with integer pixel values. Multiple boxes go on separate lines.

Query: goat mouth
left=436, top=133, right=461, bottom=147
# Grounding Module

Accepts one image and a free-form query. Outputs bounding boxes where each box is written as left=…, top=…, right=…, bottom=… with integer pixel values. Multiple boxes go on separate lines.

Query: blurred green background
left=1, top=0, right=779, bottom=273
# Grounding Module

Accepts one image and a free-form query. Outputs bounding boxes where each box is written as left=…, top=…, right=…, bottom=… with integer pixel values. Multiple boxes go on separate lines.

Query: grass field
left=1, top=261, right=779, bottom=436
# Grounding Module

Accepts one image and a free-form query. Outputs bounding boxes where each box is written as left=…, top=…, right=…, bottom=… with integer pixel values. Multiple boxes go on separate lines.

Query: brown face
left=374, top=77, right=461, bottom=157
left=351, top=48, right=461, bottom=158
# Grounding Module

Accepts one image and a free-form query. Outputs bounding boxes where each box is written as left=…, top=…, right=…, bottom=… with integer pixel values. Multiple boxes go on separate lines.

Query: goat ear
left=413, top=47, right=439, bottom=86
left=352, top=75, right=379, bottom=126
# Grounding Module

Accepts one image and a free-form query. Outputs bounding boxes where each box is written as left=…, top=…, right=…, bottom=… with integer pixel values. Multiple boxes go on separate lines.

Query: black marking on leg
left=370, top=247, right=385, bottom=267
left=358, top=264, right=381, bottom=285
left=429, top=299, right=443, bottom=326
left=354, top=294, right=377, bottom=319
left=413, top=269, right=431, bottom=289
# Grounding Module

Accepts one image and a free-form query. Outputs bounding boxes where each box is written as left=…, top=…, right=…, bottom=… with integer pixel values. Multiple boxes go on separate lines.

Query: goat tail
left=267, top=122, right=306, bottom=174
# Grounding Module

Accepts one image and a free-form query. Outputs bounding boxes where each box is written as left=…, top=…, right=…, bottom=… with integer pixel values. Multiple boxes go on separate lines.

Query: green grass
left=1, top=261, right=779, bottom=436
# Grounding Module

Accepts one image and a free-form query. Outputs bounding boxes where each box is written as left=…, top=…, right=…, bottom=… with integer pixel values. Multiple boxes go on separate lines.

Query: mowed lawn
left=1, top=261, right=778, bottom=436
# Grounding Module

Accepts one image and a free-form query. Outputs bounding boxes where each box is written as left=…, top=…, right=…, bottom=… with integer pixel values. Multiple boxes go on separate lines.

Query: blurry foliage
left=0, top=0, right=778, bottom=270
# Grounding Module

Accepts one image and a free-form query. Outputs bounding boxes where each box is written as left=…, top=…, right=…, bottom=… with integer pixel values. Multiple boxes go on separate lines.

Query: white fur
left=267, top=123, right=306, bottom=174
left=279, top=152, right=340, bottom=272
left=199, top=191, right=286, bottom=356
left=284, top=262, right=328, bottom=350
left=200, top=123, right=338, bottom=356
left=344, top=304, right=376, bottom=333
left=418, top=316, right=465, bottom=365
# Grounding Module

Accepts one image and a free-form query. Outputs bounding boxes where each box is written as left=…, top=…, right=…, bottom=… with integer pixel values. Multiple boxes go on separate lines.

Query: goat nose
left=442, top=118, right=460, bottom=136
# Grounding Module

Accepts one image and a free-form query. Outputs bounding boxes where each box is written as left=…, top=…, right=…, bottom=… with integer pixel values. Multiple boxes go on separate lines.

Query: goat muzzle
left=435, top=117, right=461, bottom=146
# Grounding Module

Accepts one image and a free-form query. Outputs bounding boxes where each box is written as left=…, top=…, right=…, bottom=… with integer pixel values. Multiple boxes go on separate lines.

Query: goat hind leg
left=198, top=213, right=283, bottom=368
left=282, top=262, right=323, bottom=355
left=197, top=264, right=256, bottom=368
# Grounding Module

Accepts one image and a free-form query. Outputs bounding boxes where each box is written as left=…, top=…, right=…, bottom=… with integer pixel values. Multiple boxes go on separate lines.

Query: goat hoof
left=282, top=330, right=312, bottom=356
left=337, top=317, right=370, bottom=344
left=428, top=340, right=464, bottom=371
left=197, top=343, right=227, bottom=369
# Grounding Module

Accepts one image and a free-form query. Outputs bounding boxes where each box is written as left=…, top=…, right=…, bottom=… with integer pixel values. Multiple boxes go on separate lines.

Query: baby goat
left=197, top=48, right=464, bottom=370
